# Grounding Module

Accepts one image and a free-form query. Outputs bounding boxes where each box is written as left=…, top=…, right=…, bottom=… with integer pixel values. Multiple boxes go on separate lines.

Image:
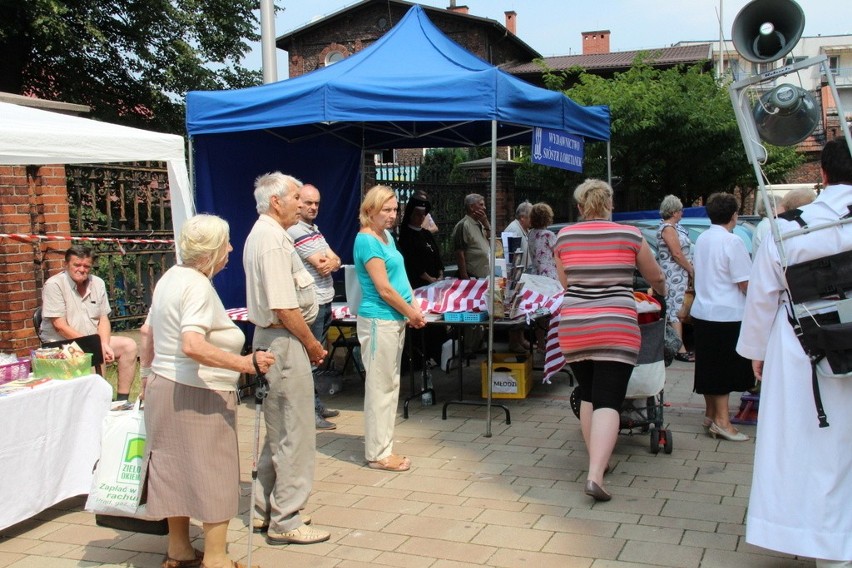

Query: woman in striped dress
left=554, top=179, right=665, bottom=501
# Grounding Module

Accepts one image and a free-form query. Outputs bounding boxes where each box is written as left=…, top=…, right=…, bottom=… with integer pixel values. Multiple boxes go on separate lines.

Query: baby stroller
left=569, top=310, right=673, bottom=454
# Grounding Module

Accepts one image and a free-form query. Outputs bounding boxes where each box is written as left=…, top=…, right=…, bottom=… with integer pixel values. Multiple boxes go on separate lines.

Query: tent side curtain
left=194, top=132, right=362, bottom=310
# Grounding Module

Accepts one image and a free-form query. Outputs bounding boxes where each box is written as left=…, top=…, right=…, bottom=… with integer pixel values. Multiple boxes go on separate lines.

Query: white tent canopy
left=0, top=101, right=193, bottom=237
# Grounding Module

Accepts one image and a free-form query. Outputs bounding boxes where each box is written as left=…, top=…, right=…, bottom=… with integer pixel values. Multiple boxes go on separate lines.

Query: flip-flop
left=367, top=455, right=411, bottom=472
left=162, top=548, right=203, bottom=568
left=674, top=351, right=695, bottom=362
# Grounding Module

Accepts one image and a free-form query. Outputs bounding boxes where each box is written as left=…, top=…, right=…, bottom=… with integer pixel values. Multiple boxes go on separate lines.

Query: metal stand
left=402, top=327, right=436, bottom=419
left=243, top=353, right=269, bottom=568
left=729, top=54, right=852, bottom=261
left=441, top=324, right=511, bottom=425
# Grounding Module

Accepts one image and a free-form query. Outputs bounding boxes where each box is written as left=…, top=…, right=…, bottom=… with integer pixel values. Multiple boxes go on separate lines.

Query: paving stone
left=471, top=524, right=553, bottom=551
left=396, top=536, right=496, bottom=564
left=613, top=523, right=682, bottom=544
left=618, top=540, right=702, bottom=567
left=383, top=514, right=485, bottom=543
left=488, top=548, right=593, bottom=568
left=660, top=499, right=746, bottom=524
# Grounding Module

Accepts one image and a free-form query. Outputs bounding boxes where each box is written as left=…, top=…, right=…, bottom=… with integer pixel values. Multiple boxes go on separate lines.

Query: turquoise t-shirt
left=353, top=231, right=412, bottom=320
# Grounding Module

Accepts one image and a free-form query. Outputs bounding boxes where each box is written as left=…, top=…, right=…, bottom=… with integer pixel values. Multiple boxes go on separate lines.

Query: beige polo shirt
left=40, top=271, right=111, bottom=343
left=243, top=214, right=318, bottom=328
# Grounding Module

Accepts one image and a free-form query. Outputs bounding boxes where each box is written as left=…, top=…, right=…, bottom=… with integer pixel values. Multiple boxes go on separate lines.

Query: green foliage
left=0, top=0, right=263, bottom=134
left=540, top=57, right=803, bottom=210
left=417, top=147, right=492, bottom=183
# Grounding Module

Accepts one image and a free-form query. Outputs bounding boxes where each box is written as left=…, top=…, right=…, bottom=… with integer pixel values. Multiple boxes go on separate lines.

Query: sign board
left=531, top=127, right=584, bottom=173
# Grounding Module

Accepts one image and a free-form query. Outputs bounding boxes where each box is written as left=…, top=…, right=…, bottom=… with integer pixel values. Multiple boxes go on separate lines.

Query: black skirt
left=692, top=318, right=755, bottom=395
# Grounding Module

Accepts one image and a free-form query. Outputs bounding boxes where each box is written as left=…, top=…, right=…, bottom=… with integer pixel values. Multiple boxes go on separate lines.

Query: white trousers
left=357, top=316, right=406, bottom=462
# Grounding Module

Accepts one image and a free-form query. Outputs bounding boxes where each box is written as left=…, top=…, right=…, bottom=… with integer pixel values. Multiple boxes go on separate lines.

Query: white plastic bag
left=85, top=401, right=156, bottom=519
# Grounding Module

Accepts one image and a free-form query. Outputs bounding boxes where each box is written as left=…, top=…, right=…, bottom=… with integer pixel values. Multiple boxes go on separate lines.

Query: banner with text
left=531, top=127, right=584, bottom=173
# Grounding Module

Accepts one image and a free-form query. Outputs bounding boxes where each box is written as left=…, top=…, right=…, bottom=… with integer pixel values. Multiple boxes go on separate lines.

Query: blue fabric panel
left=193, top=131, right=361, bottom=310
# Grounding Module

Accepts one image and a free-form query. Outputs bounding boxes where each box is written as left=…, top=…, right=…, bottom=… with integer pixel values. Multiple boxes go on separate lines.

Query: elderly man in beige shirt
left=40, top=246, right=138, bottom=400
left=243, top=172, right=330, bottom=546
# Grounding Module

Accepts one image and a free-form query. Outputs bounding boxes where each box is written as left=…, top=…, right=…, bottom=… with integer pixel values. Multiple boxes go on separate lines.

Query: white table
left=0, top=374, right=112, bottom=530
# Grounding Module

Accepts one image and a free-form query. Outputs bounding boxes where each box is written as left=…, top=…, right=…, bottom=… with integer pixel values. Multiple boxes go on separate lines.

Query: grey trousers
left=252, top=327, right=315, bottom=532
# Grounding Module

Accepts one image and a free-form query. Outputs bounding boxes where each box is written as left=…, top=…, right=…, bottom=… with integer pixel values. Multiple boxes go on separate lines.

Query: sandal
left=674, top=351, right=695, bottom=363
left=367, top=455, right=411, bottom=472
left=162, top=548, right=203, bottom=568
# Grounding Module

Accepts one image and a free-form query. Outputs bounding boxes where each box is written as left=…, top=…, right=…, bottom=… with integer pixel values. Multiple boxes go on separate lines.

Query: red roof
left=508, top=43, right=712, bottom=74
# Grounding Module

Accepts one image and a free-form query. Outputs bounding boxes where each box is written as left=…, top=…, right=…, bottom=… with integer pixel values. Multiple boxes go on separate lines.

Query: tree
left=540, top=59, right=802, bottom=210
left=0, top=0, right=263, bottom=134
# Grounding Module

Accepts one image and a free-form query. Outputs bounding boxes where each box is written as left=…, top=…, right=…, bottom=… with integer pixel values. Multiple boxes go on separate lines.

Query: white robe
left=737, top=184, right=852, bottom=561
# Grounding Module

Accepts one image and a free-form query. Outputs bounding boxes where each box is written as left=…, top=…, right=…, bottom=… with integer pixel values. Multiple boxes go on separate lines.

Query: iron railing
left=66, top=162, right=176, bottom=330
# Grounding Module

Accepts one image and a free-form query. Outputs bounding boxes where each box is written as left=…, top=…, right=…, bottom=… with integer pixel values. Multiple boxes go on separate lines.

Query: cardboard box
left=480, top=353, right=533, bottom=399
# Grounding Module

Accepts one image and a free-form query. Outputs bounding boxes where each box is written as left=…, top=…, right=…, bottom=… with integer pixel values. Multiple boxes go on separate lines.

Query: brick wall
left=582, top=30, right=611, bottom=55
left=0, top=165, right=71, bottom=356
left=282, top=4, right=533, bottom=78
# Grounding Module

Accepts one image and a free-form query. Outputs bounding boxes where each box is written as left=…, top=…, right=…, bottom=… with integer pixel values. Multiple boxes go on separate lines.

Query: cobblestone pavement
left=0, top=349, right=812, bottom=567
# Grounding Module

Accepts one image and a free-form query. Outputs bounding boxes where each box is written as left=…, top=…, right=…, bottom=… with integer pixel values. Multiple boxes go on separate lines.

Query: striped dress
left=555, top=220, right=643, bottom=365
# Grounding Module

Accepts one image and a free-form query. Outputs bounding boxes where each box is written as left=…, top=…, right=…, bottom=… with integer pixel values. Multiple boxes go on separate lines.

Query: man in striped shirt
left=288, top=184, right=342, bottom=430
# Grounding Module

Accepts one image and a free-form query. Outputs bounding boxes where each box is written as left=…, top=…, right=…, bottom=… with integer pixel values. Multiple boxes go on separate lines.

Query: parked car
left=549, top=217, right=757, bottom=257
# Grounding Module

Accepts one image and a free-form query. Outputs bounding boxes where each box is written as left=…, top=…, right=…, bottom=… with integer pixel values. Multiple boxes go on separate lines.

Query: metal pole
left=485, top=120, right=497, bottom=437
left=260, top=0, right=278, bottom=83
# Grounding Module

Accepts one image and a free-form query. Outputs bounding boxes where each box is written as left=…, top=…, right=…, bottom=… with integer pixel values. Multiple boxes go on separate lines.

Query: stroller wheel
left=570, top=386, right=581, bottom=419
left=650, top=429, right=661, bottom=454
left=664, top=429, right=674, bottom=454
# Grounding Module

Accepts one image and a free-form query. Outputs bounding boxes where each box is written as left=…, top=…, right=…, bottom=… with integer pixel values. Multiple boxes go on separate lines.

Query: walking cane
left=246, top=350, right=269, bottom=568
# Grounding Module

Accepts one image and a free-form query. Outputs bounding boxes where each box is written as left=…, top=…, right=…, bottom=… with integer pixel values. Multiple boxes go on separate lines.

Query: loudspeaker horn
left=753, top=83, right=819, bottom=146
left=732, top=0, right=805, bottom=63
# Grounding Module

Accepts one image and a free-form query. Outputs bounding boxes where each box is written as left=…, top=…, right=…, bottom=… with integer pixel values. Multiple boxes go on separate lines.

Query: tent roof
left=0, top=100, right=194, bottom=238
left=0, top=101, right=186, bottom=165
left=186, top=5, right=609, bottom=148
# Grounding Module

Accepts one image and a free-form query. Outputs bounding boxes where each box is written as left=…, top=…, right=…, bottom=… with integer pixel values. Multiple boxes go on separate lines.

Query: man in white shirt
left=40, top=246, right=138, bottom=400
left=287, top=184, right=342, bottom=430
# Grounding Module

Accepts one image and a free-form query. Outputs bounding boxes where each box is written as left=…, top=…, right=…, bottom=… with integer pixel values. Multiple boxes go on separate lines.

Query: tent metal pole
left=606, top=141, right=612, bottom=187
left=188, top=137, right=195, bottom=198
left=485, top=120, right=497, bottom=437
left=259, top=0, right=278, bottom=83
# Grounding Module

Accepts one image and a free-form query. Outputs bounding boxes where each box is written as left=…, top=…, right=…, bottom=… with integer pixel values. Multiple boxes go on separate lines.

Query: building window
left=325, top=51, right=345, bottom=66
left=828, top=55, right=839, bottom=75
left=753, top=61, right=774, bottom=75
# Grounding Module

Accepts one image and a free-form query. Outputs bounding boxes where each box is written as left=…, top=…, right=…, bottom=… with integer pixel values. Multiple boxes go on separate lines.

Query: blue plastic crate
left=443, top=312, right=465, bottom=322
left=462, top=311, right=489, bottom=322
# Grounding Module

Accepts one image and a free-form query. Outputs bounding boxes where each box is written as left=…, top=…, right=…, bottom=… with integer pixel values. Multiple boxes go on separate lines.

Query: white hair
left=179, top=214, right=230, bottom=277
left=254, top=172, right=302, bottom=214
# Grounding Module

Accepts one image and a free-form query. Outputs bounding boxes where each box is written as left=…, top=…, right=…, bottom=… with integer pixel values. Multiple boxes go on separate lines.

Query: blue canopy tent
left=186, top=5, right=610, bottom=431
left=186, top=4, right=609, bottom=309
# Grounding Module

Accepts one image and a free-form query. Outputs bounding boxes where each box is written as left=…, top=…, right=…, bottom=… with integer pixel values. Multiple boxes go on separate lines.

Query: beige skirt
left=141, top=374, right=239, bottom=523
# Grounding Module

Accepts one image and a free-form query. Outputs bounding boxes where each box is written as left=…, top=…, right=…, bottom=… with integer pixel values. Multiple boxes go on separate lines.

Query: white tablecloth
left=0, top=374, right=112, bottom=530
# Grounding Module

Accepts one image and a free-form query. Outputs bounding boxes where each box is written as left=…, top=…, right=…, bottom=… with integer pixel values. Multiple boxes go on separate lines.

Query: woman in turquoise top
left=354, top=185, right=426, bottom=472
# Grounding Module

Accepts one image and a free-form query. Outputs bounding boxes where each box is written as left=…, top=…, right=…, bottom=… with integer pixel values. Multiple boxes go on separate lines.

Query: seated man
left=40, top=246, right=138, bottom=400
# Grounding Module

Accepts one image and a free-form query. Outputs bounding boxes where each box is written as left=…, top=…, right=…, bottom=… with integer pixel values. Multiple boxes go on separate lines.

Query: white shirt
left=691, top=224, right=751, bottom=322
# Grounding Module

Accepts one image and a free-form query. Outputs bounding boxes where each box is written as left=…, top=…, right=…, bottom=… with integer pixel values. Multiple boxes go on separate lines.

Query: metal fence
left=66, top=162, right=176, bottom=330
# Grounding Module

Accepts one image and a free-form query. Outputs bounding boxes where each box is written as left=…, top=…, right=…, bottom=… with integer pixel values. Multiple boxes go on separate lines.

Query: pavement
left=0, top=348, right=814, bottom=567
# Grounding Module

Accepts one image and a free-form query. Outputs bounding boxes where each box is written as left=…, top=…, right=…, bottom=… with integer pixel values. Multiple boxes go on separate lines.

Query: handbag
left=85, top=400, right=160, bottom=521
left=678, top=286, right=694, bottom=324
